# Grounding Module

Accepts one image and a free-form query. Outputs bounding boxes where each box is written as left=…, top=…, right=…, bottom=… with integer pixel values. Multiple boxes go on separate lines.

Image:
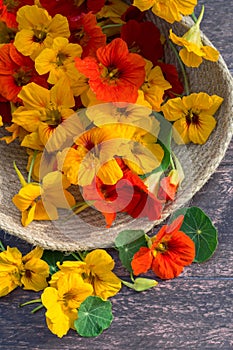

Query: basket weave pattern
left=0, top=15, right=232, bottom=252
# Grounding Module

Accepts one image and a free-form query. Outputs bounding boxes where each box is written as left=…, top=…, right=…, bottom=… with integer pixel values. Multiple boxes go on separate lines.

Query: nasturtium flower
left=157, top=169, right=180, bottom=201
left=96, top=0, right=129, bottom=24
left=169, top=7, right=219, bottom=67
left=0, top=0, right=34, bottom=29
left=12, top=78, right=75, bottom=149
left=21, top=247, right=49, bottom=291
left=41, top=273, right=93, bottom=338
left=50, top=250, right=121, bottom=300
left=83, top=249, right=122, bottom=299
left=133, top=0, right=197, bottom=24
left=0, top=123, right=28, bottom=144
left=12, top=171, right=75, bottom=226
left=75, top=38, right=146, bottom=103
left=14, top=5, right=70, bottom=60
left=131, top=215, right=195, bottom=279
left=82, top=158, right=163, bottom=227
left=0, top=116, right=2, bottom=126
left=161, top=92, right=224, bottom=144
left=71, top=12, right=106, bottom=58
left=12, top=182, right=45, bottom=226
left=0, top=43, right=48, bottom=103
left=121, top=20, right=164, bottom=65
left=141, top=60, right=172, bottom=111
left=85, top=98, right=152, bottom=129
left=0, top=246, right=49, bottom=296
left=0, top=246, right=22, bottom=297
left=35, top=37, right=83, bottom=85
left=57, top=126, right=126, bottom=186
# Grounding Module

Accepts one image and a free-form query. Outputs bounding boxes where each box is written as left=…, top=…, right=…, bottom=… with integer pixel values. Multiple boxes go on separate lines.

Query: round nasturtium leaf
left=74, top=296, right=113, bottom=337
left=115, top=230, right=147, bottom=272
left=172, top=207, right=218, bottom=263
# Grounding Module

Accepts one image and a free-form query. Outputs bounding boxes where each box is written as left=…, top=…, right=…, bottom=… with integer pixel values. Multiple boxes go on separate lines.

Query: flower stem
left=0, top=240, right=5, bottom=251
left=168, top=40, right=190, bottom=96
left=31, top=304, right=44, bottom=314
left=102, top=23, right=123, bottom=30
left=71, top=252, right=82, bottom=261
left=19, top=298, right=42, bottom=308
left=191, top=12, right=198, bottom=23
left=28, top=150, right=38, bottom=183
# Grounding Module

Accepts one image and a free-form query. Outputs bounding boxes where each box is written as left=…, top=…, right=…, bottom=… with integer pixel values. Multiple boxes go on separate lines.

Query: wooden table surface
left=0, top=1, right=232, bottom=349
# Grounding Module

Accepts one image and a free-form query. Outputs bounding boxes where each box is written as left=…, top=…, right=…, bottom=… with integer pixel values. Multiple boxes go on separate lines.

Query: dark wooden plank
left=0, top=281, right=232, bottom=350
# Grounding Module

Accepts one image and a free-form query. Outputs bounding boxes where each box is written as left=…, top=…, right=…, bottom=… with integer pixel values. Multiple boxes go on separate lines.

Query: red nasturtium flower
left=75, top=38, right=146, bottom=103
left=157, top=62, right=184, bottom=98
left=158, top=169, right=180, bottom=201
left=121, top=20, right=164, bottom=65
left=131, top=215, right=195, bottom=279
left=0, top=0, right=34, bottom=28
left=82, top=158, right=163, bottom=227
left=0, top=43, right=48, bottom=103
left=70, top=12, right=106, bottom=58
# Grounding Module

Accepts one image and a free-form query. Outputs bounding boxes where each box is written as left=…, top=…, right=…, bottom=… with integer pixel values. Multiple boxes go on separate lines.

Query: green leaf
left=74, top=296, right=113, bottom=337
left=115, top=230, right=147, bottom=272
left=171, top=207, right=218, bottom=263
left=42, top=250, right=76, bottom=275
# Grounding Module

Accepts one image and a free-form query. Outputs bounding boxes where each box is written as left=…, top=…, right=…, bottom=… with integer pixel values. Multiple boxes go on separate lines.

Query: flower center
left=56, top=52, right=69, bottom=66
left=33, top=29, right=47, bottom=43
left=25, top=269, right=32, bottom=280
left=156, top=242, right=168, bottom=253
left=13, top=68, right=32, bottom=86
left=3, top=0, right=19, bottom=11
left=0, top=22, right=16, bottom=43
left=186, top=110, right=200, bottom=126
left=44, top=108, right=62, bottom=127
left=108, top=66, right=120, bottom=79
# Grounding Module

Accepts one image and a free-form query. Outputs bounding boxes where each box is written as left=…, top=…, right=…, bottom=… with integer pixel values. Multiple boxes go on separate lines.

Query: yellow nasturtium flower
left=0, top=247, right=22, bottom=297
left=169, top=7, right=219, bottom=67
left=14, top=5, right=70, bottom=60
left=133, top=0, right=197, bottom=24
left=0, top=246, right=49, bottom=296
left=35, top=37, right=83, bottom=86
left=161, top=92, right=223, bottom=144
left=12, top=78, right=75, bottom=151
left=83, top=249, right=122, bottom=300
left=12, top=171, right=75, bottom=226
left=49, top=250, right=121, bottom=300
left=41, top=273, right=93, bottom=338
left=141, top=60, right=172, bottom=111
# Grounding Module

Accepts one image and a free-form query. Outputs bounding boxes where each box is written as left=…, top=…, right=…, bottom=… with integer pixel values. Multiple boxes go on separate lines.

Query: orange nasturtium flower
left=161, top=92, right=224, bottom=144
left=75, top=38, right=146, bottom=103
left=0, top=246, right=49, bottom=297
left=131, top=216, right=195, bottom=279
left=14, top=5, right=70, bottom=60
left=133, top=0, right=197, bottom=24
left=169, top=6, right=219, bottom=67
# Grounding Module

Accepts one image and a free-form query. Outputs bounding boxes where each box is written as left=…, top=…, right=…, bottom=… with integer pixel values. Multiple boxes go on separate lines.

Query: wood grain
left=0, top=0, right=232, bottom=349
